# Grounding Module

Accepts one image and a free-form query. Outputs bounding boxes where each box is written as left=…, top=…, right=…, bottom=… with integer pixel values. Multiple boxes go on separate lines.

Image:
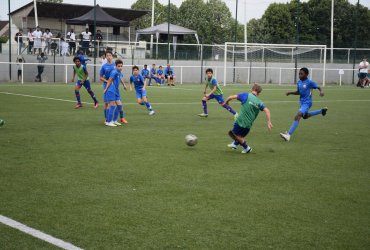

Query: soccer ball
left=185, top=134, right=198, bottom=146
left=0, top=119, right=4, bottom=127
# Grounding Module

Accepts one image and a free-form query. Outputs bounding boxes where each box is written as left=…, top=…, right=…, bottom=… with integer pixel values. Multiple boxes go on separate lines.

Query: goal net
left=221, top=43, right=327, bottom=86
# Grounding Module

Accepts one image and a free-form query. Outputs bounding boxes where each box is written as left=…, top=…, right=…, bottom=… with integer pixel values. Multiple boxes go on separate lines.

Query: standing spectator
left=164, top=64, right=176, bottom=86
left=27, top=28, right=34, bottom=54
left=95, top=29, right=103, bottom=44
left=43, top=28, right=53, bottom=55
left=35, top=52, right=48, bottom=82
left=67, top=28, right=76, bottom=55
left=81, top=28, right=91, bottom=55
left=32, top=26, right=43, bottom=55
left=358, top=56, right=369, bottom=88
left=100, top=54, right=107, bottom=65
left=16, top=56, right=25, bottom=81
left=60, top=38, right=70, bottom=56
left=14, top=29, right=23, bottom=55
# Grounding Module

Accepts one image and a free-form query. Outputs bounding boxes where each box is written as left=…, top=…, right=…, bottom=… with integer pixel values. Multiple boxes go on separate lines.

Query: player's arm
left=129, top=77, right=133, bottom=91
left=207, top=85, right=217, bottom=97
left=312, top=82, right=324, bottom=97
left=286, top=89, right=299, bottom=96
left=142, top=75, right=147, bottom=90
left=224, top=95, right=238, bottom=105
left=104, top=77, right=113, bottom=94
left=203, top=83, right=208, bottom=95
left=262, top=107, right=273, bottom=130
left=120, top=78, right=127, bottom=91
left=82, top=66, right=88, bottom=83
left=71, top=68, right=76, bottom=82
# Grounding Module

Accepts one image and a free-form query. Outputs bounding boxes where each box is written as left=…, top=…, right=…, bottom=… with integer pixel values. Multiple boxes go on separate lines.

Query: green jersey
left=207, top=77, right=223, bottom=96
left=236, top=92, right=265, bottom=128
left=73, top=65, right=89, bottom=81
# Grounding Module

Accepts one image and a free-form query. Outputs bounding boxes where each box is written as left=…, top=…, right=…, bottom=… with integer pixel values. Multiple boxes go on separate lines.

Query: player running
left=130, top=66, right=155, bottom=115
left=225, top=84, right=272, bottom=154
left=103, top=59, right=127, bottom=127
left=280, top=67, right=328, bottom=141
left=198, top=68, right=237, bottom=118
left=71, top=56, right=98, bottom=109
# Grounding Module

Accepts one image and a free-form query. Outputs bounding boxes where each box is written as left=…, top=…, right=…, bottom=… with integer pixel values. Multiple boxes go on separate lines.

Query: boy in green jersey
left=198, top=68, right=237, bottom=118
left=71, top=56, right=98, bottom=109
left=224, top=84, right=273, bottom=154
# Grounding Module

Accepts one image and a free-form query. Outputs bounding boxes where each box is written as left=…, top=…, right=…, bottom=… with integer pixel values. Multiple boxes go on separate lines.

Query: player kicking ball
left=280, top=67, right=328, bottom=141
left=71, top=57, right=98, bottom=109
left=103, top=59, right=127, bottom=127
left=225, top=84, right=273, bottom=154
left=198, top=68, right=237, bottom=118
left=130, top=66, right=155, bottom=115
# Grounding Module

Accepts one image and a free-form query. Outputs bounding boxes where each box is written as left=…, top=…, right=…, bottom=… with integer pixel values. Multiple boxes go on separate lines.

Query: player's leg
left=115, top=100, right=128, bottom=124
left=280, top=105, right=307, bottom=141
left=303, top=107, right=328, bottom=119
left=217, top=95, right=237, bottom=116
left=83, top=80, right=98, bottom=108
left=228, top=123, right=252, bottom=153
left=136, top=90, right=145, bottom=105
left=74, top=82, right=83, bottom=108
left=171, top=76, right=176, bottom=86
left=106, top=97, right=117, bottom=127
left=142, top=92, right=154, bottom=115
left=198, top=95, right=210, bottom=117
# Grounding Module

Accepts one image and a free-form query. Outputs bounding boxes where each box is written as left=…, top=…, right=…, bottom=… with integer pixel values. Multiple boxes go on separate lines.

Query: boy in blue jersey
left=198, top=68, right=237, bottom=118
left=225, top=84, right=273, bottom=154
left=164, top=64, right=175, bottom=86
left=71, top=56, right=98, bottom=109
left=149, top=63, right=160, bottom=86
left=157, top=65, right=165, bottom=86
left=77, top=49, right=90, bottom=67
left=130, top=66, right=155, bottom=115
left=103, top=59, right=127, bottom=127
left=141, top=64, right=151, bottom=85
left=99, top=50, right=115, bottom=122
left=280, top=67, right=328, bottom=141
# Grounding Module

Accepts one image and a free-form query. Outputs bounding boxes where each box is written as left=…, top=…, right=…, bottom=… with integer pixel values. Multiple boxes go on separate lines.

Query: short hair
left=159, top=65, right=162, bottom=68
left=252, top=84, right=262, bottom=94
left=144, top=64, right=147, bottom=67
left=206, top=68, right=213, bottom=74
left=73, top=56, right=80, bottom=62
left=115, top=59, right=123, bottom=66
left=132, top=65, right=139, bottom=71
left=152, top=64, right=156, bottom=66
left=105, top=50, right=113, bottom=56
left=300, top=67, right=309, bottom=75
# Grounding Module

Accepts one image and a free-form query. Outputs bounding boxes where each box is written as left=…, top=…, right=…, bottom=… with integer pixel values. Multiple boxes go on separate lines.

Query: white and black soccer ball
left=185, top=134, right=198, bottom=146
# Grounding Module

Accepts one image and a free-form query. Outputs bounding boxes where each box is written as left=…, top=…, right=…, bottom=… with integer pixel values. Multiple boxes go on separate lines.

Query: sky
left=1, top=0, right=369, bottom=22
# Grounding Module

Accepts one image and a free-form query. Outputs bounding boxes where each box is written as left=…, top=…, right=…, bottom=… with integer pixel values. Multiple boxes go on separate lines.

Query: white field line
left=0, top=215, right=83, bottom=250
left=0, top=91, right=370, bottom=105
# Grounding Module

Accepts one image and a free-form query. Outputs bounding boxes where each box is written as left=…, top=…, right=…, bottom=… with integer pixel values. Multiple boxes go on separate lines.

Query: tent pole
left=167, top=0, right=170, bottom=64
left=93, top=0, right=97, bottom=82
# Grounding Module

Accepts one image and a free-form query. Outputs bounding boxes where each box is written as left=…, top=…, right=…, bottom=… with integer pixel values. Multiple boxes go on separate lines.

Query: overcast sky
left=1, top=0, right=369, bottom=22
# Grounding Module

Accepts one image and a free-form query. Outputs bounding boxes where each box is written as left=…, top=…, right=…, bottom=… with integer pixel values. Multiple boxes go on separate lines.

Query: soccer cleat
left=280, top=132, right=291, bottom=141
left=227, top=143, right=237, bottom=150
left=241, top=147, right=253, bottom=154
left=94, top=102, right=99, bottom=109
left=74, top=103, right=82, bottom=109
left=321, top=107, right=328, bottom=116
left=105, top=122, right=117, bottom=127
left=198, top=113, right=208, bottom=118
left=234, top=112, right=239, bottom=120
left=120, top=118, right=128, bottom=124
left=149, top=110, right=155, bottom=115
left=113, top=121, right=122, bottom=126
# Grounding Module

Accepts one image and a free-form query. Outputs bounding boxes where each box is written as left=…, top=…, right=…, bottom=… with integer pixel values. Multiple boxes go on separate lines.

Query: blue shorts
left=208, top=94, right=224, bottom=104
left=359, top=73, right=368, bottom=79
left=105, top=91, right=121, bottom=102
left=232, top=122, right=250, bottom=137
left=299, top=102, right=312, bottom=114
left=135, top=89, right=147, bottom=99
left=76, top=79, right=91, bottom=90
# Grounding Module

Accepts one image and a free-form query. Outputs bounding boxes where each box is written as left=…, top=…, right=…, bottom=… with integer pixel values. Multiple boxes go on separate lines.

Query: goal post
left=222, top=42, right=327, bottom=86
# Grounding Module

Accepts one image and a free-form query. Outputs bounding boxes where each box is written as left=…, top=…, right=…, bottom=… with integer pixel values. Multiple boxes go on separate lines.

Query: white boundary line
left=0, top=215, right=83, bottom=250
left=1, top=91, right=370, bottom=105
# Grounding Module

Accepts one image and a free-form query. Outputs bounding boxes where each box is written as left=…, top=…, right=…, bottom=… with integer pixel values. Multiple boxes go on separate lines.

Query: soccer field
left=0, top=83, right=369, bottom=249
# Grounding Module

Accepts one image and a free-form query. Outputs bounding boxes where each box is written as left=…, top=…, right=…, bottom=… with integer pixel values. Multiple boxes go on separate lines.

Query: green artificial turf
left=0, top=83, right=369, bottom=249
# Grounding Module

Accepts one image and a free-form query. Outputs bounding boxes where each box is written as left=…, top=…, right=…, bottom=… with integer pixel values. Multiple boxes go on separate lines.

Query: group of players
left=71, top=50, right=328, bottom=153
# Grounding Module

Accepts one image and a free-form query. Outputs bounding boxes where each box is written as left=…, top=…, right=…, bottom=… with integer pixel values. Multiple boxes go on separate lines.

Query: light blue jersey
left=130, top=74, right=145, bottom=90
left=297, top=79, right=319, bottom=104
left=107, top=69, right=123, bottom=94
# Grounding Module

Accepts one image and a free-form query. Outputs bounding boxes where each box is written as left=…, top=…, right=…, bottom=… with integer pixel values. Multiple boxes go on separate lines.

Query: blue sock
left=113, top=106, right=119, bottom=121
left=288, top=120, right=299, bottom=135
left=107, top=106, right=115, bottom=122
left=308, top=109, right=321, bottom=116
left=144, top=102, right=152, bottom=111
left=202, top=100, right=208, bottom=114
left=117, top=105, right=124, bottom=118
left=241, top=141, right=249, bottom=149
left=234, top=140, right=240, bottom=146
left=75, top=91, right=81, bottom=104
left=88, top=89, right=97, bottom=104
left=222, top=103, right=236, bottom=115
left=104, top=109, right=108, bottom=121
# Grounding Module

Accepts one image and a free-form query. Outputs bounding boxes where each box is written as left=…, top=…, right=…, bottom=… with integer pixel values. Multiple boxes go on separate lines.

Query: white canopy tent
left=135, top=22, right=199, bottom=58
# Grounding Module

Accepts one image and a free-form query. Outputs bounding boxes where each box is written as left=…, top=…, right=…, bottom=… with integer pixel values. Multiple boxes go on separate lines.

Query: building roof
left=136, top=23, right=198, bottom=35
left=10, top=1, right=149, bottom=22
left=0, top=21, right=8, bottom=31
left=66, top=5, right=129, bottom=27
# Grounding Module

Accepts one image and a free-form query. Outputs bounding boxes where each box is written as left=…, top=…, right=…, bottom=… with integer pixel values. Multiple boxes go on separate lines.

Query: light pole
left=233, top=0, right=239, bottom=83
left=150, top=0, right=155, bottom=57
left=244, top=0, right=247, bottom=62
left=167, top=0, right=170, bottom=64
left=352, top=0, right=360, bottom=84
left=330, top=0, right=334, bottom=63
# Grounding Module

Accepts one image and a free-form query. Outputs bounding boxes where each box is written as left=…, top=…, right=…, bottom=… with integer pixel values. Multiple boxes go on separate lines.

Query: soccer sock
left=241, top=141, right=249, bottom=150
left=104, top=109, right=108, bottom=121
left=117, top=105, right=124, bottom=118
left=113, top=106, right=119, bottom=121
left=107, top=106, right=115, bottom=122
left=222, top=103, right=236, bottom=115
left=139, top=101, right=145, bottom=106
left=75, top=91, right=81, bottom=104
left=202, top=100, right=208, bottom=114
left=144, top=102, right=152, bottom=111
left=234, top=140, right=240, bottom=146
left=288, top=120, right=299, bottom=135
left=88, top=90, right=98, bottom=104
left=308, top=109, right=322, bottom=117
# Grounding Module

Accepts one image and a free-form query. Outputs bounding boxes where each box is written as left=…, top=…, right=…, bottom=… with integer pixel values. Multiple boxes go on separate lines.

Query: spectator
left=60, top=38, right=70, bottom=56
left=164, top=64, right=176, bottom=86
left=16, top=56, right=25, bottom=81
left=14, top=29, right=23, bottom=55
left=32, top=26, right=43, bottom=55
left=358, top=57, right=369, bottom=88
left=27, top=28, right=34, bottom=54
left=35, top=52, right=48, bottom=82
left=67, top=28, right=76, bottom=55
left=100, top=54, right=107, bottom=65
left=81, top=28, right=91, bottom=55
left=43, top=28, right=53, bottom=55
left=141, top=64, right=150, bottom=85
left=157, top=65, right=165, bottom=86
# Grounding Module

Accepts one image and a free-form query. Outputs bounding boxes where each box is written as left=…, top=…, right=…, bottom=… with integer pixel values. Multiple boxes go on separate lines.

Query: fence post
left=347, top=49, right=350, bottom=64
left=279, top=68, right=282, bottom=85
left=21, top=63, right=24, bottom=84
left=223, top=43, right=227, bottom=86
left=65, top=64, right=68, bottom=84
left=181, top=66, right=183, bottom=85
